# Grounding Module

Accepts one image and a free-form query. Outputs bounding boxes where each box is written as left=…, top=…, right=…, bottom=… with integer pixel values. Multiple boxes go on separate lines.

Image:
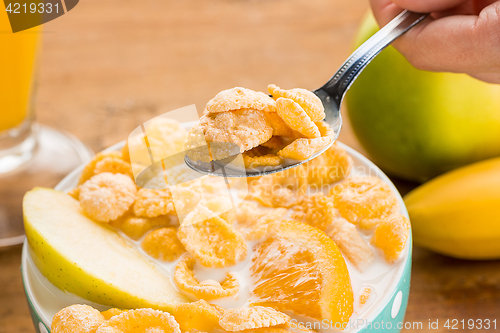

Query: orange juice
left=0, top=4, right=40, bottom=133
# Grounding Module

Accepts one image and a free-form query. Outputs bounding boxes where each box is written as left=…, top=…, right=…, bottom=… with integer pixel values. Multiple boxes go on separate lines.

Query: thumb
left=391, top=0, right=470, bottom=13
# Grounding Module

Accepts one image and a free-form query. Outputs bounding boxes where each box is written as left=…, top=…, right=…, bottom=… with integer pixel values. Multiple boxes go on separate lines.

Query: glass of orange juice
left=0, top=7, right=39, bottom=170
left=0, top=7, right=93, bottom=246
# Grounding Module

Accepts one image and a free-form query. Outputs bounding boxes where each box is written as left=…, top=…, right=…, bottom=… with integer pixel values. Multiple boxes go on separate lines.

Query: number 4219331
left=5, top=2, right=60, bottom=14
left=444, top=319, right=496, bottom=330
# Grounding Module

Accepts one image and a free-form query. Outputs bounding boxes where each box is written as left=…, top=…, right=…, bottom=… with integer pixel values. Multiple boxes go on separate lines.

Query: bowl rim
left=21, top=139, right=412, bottom=331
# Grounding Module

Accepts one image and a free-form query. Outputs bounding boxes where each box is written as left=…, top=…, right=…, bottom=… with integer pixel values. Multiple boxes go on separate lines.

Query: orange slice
left=250, top=220, right=353, bottom=324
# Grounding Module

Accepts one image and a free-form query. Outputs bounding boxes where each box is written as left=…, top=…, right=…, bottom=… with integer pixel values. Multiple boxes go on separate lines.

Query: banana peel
left=404, top=157, right=500, bottom=259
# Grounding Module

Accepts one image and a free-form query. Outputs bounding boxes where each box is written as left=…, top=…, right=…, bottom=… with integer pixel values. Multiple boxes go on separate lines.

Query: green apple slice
left=23, top=187, right=189, bottom=311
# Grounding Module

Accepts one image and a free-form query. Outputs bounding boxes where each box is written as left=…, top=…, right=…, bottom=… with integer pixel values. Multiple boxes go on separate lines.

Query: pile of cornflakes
left=52, top=303, right=301, bottom=333
left=187, top=85, right=334, bottom=167
left=54, top=86, right=410, bottom=333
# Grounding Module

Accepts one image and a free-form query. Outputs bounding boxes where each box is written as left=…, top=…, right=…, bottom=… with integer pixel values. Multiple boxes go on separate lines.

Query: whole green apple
left=345, top=13, right=500, bottom=182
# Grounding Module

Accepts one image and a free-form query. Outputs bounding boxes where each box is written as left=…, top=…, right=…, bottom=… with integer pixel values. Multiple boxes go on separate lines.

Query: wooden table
left=1, top=0, right=499, bottom=332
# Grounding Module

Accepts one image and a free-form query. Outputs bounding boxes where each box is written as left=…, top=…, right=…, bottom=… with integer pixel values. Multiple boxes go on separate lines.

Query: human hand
left=370, top=0, right=500, bottom=83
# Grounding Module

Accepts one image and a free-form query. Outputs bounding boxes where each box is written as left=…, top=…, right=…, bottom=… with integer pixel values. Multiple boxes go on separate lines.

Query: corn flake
left=68, top=187, right=81, bottom=200
left=94, top=157, right=133, bottom=179
left=206, top=87, right=277, bottom=114
left=142, top=227, right=186, bottom=261
left=235, top=202, right=287, bottom=240
left=245, top=209, right=287, bottom=241
left=101, top=308, right=124, bottom=320
left=314, top=121, right=334, bottom=137
left=170, top=186, right=202, bottom=216
left=277, top=135, right=333, bottom=161
left=51, top=304, right=105, bottom=333
left=79, top=173, right=137, bottom=223
left=325, top=217, right=375, bottom=271
left=305, top=143, right=352, bottom=187
left=203, top=196, right=236, bottom=224
left=178, top=206, right=247, bottom=267
left=228, top=326, right=292, bottom=333
left=145, top=328, right=168, bottom=333
left=263, top=112, right=296, bottom=137
left=330, top=177, right=399, bottom=229
left=144, top=117, right=188, bottom=162
left=243, top=150, right=283, bottom=168
left=134, top=189, right=176, bottom=218
left=268, top=84, right=325, bottom=122
left=276, top=120, right=335, bottom=162
left=248, top=177, right=303, bottom=208
left=121, top=143, right=131, bottom=163
left=174, top=257, right=239, bottom=300
left=78, top=151, right=124, bottom=185
left=371, top=214, right=410, bottom=263
left=269, top=167, right=308, bottom=193
left=201, top=109, right=273, bottom=156
left=96, top=309, right=180, bottom=333
left=118, top=215, right=172, bottom=241
left=173, top=300, right=223, bottom=332
left=219, top=306, right=290, bottom=332
left=200, top=176, right=228, bottom=195
left=185, top=123, right=212, bottom=163
left=259, top=136, right=288, bottom=151
left=290, top=193, right=338, bottom=232
left=275, top=98, right=319, bottom=139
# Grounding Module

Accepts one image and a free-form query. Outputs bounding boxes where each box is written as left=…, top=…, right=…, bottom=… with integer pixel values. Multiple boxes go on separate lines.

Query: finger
left=470, top=72, right=500, bottom=84
left=370, top=0, right=478, bottom=25
left=390, top=2, right=500, bottom=74
left=369, top=0, right=405, bottom=27
left=432, top=2, right=476, bottom=19
left=391, top=0, right=470, bottom=13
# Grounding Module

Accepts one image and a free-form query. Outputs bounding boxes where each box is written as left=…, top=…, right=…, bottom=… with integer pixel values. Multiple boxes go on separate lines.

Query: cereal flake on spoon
left=186, top=85, right=334, bottom=167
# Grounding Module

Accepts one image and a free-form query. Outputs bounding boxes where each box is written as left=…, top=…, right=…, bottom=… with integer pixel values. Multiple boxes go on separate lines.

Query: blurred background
left=1, top=0, right=499, bottom=332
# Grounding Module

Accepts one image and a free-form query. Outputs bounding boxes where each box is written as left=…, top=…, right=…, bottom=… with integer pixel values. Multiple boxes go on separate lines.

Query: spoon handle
left=320, top=10, right=429, bottom=102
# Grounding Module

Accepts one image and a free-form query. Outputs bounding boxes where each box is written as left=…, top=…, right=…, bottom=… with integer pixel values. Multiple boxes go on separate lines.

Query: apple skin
left=345, top=13, right=500, bottom=182
left=23, top=188, right=189, bottom=311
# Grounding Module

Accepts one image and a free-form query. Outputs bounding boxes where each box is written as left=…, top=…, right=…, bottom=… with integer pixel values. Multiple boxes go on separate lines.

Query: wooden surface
left=1, top=0, right=499, bottom=332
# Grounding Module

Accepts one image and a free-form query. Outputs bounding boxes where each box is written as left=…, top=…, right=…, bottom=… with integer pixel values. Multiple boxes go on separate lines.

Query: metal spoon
left=185, top=10, right=428, bottom=178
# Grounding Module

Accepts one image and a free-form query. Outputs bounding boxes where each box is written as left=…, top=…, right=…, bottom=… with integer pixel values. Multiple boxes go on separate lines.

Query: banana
left=404, top=157, right=500, bottom=259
